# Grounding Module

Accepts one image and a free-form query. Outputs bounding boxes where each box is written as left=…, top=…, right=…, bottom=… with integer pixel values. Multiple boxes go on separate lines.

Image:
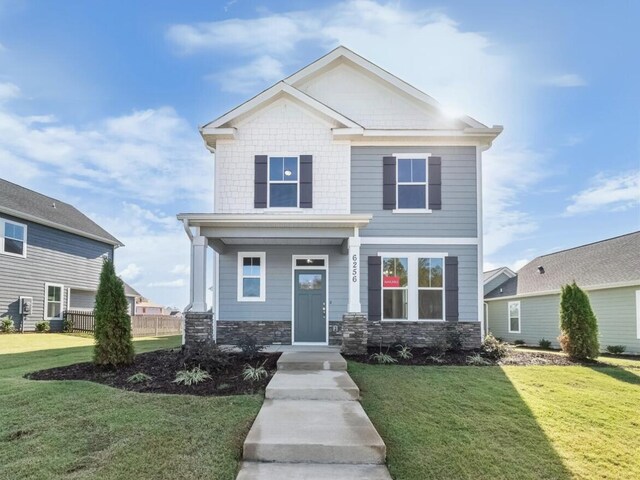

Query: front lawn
left=350, top=360, right=640, bottom=480
left=0, top=334, right=262, bottom=480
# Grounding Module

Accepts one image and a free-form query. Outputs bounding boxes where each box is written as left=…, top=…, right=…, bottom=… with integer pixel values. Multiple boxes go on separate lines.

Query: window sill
left=237, top=298, right=266, bottom=303
left=264, top=207, right=303, bottom=212
left=392, top=209, right=432, bottom=214
left=381, top=319, right=445, bottom=323
left=0, top=250, right=26, bottom=258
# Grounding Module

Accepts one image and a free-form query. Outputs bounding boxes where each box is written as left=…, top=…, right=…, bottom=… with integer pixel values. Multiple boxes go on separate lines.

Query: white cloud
left=208, top=55, right=285, bottom=93
left=147, top=279, right=185, bottom=288
left=119, top=263, right=142, bottom=282
left=171, top=264, right=190, bottom=276
left=0, top=81, right=20, bottom=101
left=541, top=73, right=586, bottom=87
left=565, top=170, right=640, bottom=215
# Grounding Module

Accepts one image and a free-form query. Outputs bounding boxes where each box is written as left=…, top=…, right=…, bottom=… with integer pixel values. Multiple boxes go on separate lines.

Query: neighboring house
left=178, top=46, right=502, bottom=347
left=0, top=178, right=122, bottom=331
left=122, top=281, right=173, bottom=316
left=123, top=281, right=140, bottom=316
left=485, top=231, right=640, bottom=354
left=135, top=301, right=165, bottom=316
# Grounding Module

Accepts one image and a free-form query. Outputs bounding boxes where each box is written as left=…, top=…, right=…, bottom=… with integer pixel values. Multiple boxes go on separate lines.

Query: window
left=295, top=258, right=325, bottom=267
left=382, top=253, right=445, bottom=321
left=397, top=158, right=427, bottom=209
left=45, top=283, right=63, bottom=319
left=269, top=156, right=298, bottom=207
left=508, top=301, right=521, bottom=333
left=636, top=290, right=640, bottom=340
left=237, top=252, right=266, bottom=301
left=1, top=218, right=26, bottom=257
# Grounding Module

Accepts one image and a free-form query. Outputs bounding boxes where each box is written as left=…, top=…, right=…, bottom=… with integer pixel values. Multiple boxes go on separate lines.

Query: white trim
left=484, top=280, right=640, bottom=302
left=362, top=237, right=477, bottom=245
left=636, top=290, right=640, bottom=340
left=177, top=213, right=372, bottom=229
left=291, top=254, right=329, bottom=345
left=237, top=252, right=266, bottom=302
left=0, top=206, right=121, bottom=247
left=477, top=145, right=485, bottom=341
left=0, top=217, right=27, bottom=258
left=379, top=252, right=447, bottom=322
left=507, top=301, right=521, bottom=334
left=392, top=209, right=432, bottom=214
left=394, top=154, right=430, bottom=211
left=267, top=155, right=300, bottom=208
left=44, top=282, right=64, bottom=320
left=483, top=266, right=516, bottom=285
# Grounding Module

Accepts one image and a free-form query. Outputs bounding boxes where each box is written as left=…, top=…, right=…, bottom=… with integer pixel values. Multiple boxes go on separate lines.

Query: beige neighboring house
left=122, top=281, right=176, bottom=316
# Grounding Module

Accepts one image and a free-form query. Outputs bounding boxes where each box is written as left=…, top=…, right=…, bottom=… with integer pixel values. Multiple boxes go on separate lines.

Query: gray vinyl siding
left=486, top=286, right=640, bottom=353
left=218, top=245, right=347, bottom=322
left=360, top=244, right=479, bottom=321
left=484, top=273, right=512, bottom=296
left=0, top=214, right=113, bottom=331
left=351, top=146, right=478, bottom=237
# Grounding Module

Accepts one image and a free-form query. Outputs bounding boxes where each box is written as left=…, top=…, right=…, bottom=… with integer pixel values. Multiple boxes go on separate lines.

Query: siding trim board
left=484, top=280, right=640, bottom=301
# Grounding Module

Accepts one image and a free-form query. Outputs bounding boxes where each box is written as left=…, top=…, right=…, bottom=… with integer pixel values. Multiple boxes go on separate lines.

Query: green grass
left=0, top=334, right=262, bottom=480
left=349, top=360, right=640, bottom=480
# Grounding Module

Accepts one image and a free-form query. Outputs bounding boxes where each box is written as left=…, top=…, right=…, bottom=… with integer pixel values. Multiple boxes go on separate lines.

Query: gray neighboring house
left=0, top=179, right=122, bottom=331
left=178, top=46, right=502, bottom=349
left=485, top=231, right=640, bottom=354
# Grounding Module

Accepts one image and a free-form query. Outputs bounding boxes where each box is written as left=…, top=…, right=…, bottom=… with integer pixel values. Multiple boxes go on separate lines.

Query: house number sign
left=351, top=254, right=358, bottom=282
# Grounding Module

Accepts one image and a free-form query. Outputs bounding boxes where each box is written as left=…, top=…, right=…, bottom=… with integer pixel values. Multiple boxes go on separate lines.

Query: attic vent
left=537, top=266, right=545, bottom=274
left=51, top=202, right=56, bottom=209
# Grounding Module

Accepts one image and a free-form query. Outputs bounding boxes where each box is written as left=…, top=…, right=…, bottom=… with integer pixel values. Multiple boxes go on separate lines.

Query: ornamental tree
left=559, top=281, right=599, bottom=360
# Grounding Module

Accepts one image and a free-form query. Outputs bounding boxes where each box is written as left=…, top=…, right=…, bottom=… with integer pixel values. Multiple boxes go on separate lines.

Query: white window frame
left=393, top=154, right=432, bottom=214
left=379, top=252, right=447, bottom=322
left=508, top=300, right=521, bottom=333
left=237, top=252, right=266, bottom=302
left=0, top=217, right=27, bottom=258
left=44, top=283, right=64, bottom=320
left=267, top=155, right=300, bottom=209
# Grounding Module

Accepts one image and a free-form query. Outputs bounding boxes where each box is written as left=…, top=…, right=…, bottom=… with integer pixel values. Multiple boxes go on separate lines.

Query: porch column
left=347, top=236, right=362, bottom=312
left=191, top=235, right=208, bottom=312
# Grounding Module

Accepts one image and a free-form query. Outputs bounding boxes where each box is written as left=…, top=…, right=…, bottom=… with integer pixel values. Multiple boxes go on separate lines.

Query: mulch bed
left=344, top=346, right=622, bottom=367
left=26, top=348, right=281, bottom=396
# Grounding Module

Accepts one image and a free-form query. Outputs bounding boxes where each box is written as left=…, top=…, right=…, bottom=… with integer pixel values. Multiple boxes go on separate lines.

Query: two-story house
left=178, top=47, right=502, bottom=349
left=0, top=179, right=122, bottom=331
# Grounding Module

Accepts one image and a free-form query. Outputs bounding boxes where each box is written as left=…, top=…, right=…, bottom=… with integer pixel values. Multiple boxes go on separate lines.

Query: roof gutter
left=484, top=280, right=640, bottom=301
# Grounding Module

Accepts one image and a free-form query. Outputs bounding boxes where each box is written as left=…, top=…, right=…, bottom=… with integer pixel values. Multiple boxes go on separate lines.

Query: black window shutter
left=368, top=256, right=382, bottom=321
left=300, top=155, right=313, bottom=208
left=383, top=156, right=396, bottom=210
left=445, top=256, right=459, bottom=321
left=428, top=156, right=442, bottom=210
left=254, top=155, right=268, bottom=208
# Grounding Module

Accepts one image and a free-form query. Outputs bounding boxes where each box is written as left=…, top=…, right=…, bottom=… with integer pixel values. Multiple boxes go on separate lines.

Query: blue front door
left=294, top=270, right=326, bottom=343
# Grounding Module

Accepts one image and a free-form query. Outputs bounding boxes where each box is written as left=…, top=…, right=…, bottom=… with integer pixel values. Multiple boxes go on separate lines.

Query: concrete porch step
left=243, top=399, right=386, bottom=464
left=236, top=462, right=392, bottom=479
left=276, top=351, right=347, bottom=371
left=265, top=370, right=359, bottom=401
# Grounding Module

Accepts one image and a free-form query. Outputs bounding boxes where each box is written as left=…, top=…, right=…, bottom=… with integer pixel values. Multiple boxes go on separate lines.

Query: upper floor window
left=1, top=218, right=27, bottom=257
left=397, top=158, right=427, bottom=209
left=269, top=156, right=299, bottom=207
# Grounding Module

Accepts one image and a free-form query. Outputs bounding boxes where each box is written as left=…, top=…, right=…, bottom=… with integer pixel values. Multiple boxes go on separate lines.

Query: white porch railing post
left=191, top=235, right=208, bottom=312
left=347, top=236, right=362, bottom=313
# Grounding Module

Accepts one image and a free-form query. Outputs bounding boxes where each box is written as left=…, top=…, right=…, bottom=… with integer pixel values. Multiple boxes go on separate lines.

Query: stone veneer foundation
left=368, top=320, right=481, bottom=350
left=216, top=320, right=292, bottom=345
left=184, top=312, right=214, bottom=345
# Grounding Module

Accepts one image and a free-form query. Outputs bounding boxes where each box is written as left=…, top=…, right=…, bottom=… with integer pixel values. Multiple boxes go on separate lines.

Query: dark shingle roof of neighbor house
left=123, top=281, right=141, bottom=298
left=0, top=178, right=122, bottom=246
left=485, top=231, right=640, bottom=299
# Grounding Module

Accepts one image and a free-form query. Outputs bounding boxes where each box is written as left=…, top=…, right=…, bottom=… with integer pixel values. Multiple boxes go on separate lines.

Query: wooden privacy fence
left=64, top=311, right=182, bottom=337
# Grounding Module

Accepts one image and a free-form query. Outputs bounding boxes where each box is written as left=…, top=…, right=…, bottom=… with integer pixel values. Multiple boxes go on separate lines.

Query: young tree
left=93, top=258, right=134, bottom=366
left=559, top=282, right=599, bottom=360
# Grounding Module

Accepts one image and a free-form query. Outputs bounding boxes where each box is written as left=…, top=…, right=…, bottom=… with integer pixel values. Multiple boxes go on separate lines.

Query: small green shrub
left=514, top=339, right=526, bottom=346
left=539, top=338, right=552, bottom=349
left=559, top=281, right=599, bottom=360
left=127, top=372, right=152, bottom=384
left=1, top=318, right=15, bottom=333
left=446, top=330, right=463, bottom=352
left=242, top=361, right=268, bottom=382
left=35, top=321, right=50, bottom=333
left=481, top=334, right=510, bottom=360
left=428, top=354, right=445, bottom=364
left=370, top=351, right=398, bottom=364
left=606, top=345, right=626, bottom=355
left=395, top=344, right=413, bottom=360
left=429, top=339, right=449, bottom=356
left=63, top=315, right=74, bottom=332
left=237, top=335, right=265, bottom=359
left=183, top=342, right=231, bottom=373
left=466, top=353, right=492, bottom=366
left=174, top=366, right=211, bottom=386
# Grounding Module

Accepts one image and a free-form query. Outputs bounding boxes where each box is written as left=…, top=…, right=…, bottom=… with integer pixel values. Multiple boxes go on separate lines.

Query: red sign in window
left=383, top=276, right=401, bottom=288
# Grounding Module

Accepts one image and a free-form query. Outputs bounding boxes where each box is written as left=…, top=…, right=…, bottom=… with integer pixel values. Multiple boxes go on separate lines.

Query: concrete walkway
left=237, top=351, right=392, bottom=479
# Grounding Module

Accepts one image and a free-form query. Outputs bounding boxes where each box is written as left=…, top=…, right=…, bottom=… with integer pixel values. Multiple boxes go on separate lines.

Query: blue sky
left=0, top=0, right=638, bottom=308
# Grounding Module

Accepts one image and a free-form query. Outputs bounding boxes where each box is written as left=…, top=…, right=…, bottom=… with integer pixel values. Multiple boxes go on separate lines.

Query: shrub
left=539, top=338, right=552, bottom=349
left=1, top=318, right=15, bottom=333
left=35, top=321, right=50, bottom=333
left=174, top=366, right=211, bottom=386
left=559, top=281, right=599, bottom=360
left=430, top=339, right=449, bottom=356
left=466, top=353, right=492, bottom=366
left=428, top=354, right=445, bottom=364
left=395, top=344, right=413, bottom=360
left=606, top=345, right=626, bottom=355
left=481, top=333, right=510, bottom=360
left=242, top=361, right=268, bottom=382
left=127, top=372, right=152, bottom=384
left=370, top=350, right=398, bottom=364
left=446, top=330, right=463, bottom=352
left=237, top=335, right=265, bottom=359
left=93, top=259, right=134, bottom=366
left=514, top=339, right=526, bottom=346
left=63, top=315, right=74, bottom=333
left=183, top=342, right=231, bottom=373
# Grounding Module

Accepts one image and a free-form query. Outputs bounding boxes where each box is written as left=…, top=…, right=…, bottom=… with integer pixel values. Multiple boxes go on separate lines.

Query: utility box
left=19, top=296, right=33, bottom=315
